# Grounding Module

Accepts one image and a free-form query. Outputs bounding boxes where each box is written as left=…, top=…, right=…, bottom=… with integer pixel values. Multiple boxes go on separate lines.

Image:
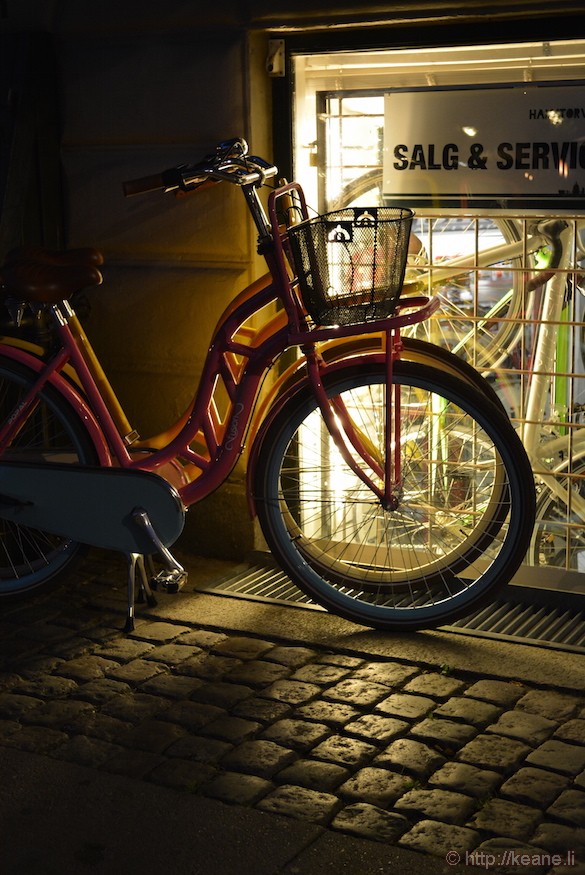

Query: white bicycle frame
left=406, top=216, right=585, bottom=568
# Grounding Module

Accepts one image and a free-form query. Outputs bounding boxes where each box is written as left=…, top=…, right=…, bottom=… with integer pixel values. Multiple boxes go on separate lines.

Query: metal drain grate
left=200, top=564, right=315, bottom=607
left=200, top=563, right=585, bottom=654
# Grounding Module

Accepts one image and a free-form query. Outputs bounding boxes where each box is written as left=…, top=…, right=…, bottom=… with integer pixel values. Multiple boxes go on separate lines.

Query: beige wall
left=57, top=28, right=270, bottom=431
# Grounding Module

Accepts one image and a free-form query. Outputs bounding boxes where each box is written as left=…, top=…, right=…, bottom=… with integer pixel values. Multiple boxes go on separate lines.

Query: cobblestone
left=398, top=819, right=479, bottom=857
left=163, top=700, right=225, bottom=730
left=546, top=789, right=585, bottom=827
left=83, top=713, right=133, bottom=742
left=97, top=638, right=155, bottom=662
left=261, top=679, right=321, bottom=705
left=374, top=738, right=446, bottom=778
left=311, top=734, right=378, bottom=767
left=190, top=681, right=254, bottom=709
left=352, top=662, right=419, bottom=687
left=260, top=718, right=330, bottom=751
left=516, top=690, right=581, bottom=721
left=200, top=771, right=273, bottom=805
left=344, top=713, right=409, bottom=744
left=468, top=798, right=542, bottom=840
left=4, top=724, right=68, bottom=753
left=55, top=655, right=118, bottom=682
left=294, top=700, right=359, bottom=726
left=554, top=719, right=585, bottom=745
left=486, top=709, right=559, bottom=745
left=221, top=739, right=296, bottom=777
left=231, top=696, right=292, bottom=724
left=23, top=699, right=96, bottom=732
left=105, top=658, right=165, bottom=685
left=410, top=717, right=478, bottom=750
left=117, top=718, right=188, bottom=753
left=100, top=692, right=169, bottom=723
left=338, top=767, right=413, bottom=807
left=227, top=660, right=293, bottom=687
left=175, top=653, right=241, bottom=680
left=395, top=788, right=478, bottom=824
left=530, top=822, right=585, bottom=855
left=264, top=646, right=316, bottom=667
left=0, top=693, right=43, bottom=719
left=138, top=673, right=203, bottom=700
left=376, top=692, right=435, bottom=720
left=257, top=785, right=341, bottom=824
left=464, top=680, right=526, bottom=707
left=200, top=714, right=261, bottom=744
left=403, top=672, right=466, bottom=700
left=289, top=663, right=352, bottom=686
left=130, top=621, right=192, bottom=643
left=2, top=552, right=585, bottom=870
left=472, top=838, right=552, bottom=874
left=499, top=767, right=569, bottom=807
left=143, top=643, right=202, bottom=665
left=428, top=762, right=502, bottom=799
left=73, top=678, right=132, bottom=704
left=212, top=636, right=274, bottom=660
left=457, top=733, right=532, bottom=772
left=526, top=740, right=585, bottom=775
left=12, top=675, right=79, bottom=698
left=166, top=734, right=232, bottom=763
left=276, top=758, right=350, bottom=791
left=433, top=697, right=502, bottom=728
left=257, top=784, right=341, bottom=825
left=332, top=802, right=410, bottom=843
left=323, top=678, right=392, bottom=707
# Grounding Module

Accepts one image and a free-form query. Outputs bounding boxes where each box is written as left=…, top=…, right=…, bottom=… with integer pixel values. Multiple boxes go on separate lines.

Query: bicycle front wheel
left=0, top=356, right=99, bottom=599
left=254, top=361, right=535, bottom=630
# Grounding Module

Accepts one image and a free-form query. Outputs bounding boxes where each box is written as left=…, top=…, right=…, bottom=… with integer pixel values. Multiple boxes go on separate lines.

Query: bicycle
left=331, top=167, right=553, bottom=371
left=0, top=137, right=535, bottom=632
left=397, top=215, right=585, bottom=572
left=334, top=167, right=585, bottom=572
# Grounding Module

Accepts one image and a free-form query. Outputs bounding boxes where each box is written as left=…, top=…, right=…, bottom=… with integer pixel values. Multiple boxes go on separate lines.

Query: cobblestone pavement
left=1, top=551, right=585, bottom=874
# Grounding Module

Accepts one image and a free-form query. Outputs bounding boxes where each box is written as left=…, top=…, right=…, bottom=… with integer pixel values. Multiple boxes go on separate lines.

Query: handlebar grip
left=123, top=173, right=167, bottom=197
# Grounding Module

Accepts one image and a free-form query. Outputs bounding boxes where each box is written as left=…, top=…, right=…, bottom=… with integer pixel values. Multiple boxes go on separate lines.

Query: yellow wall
left=1, top=4, right=273, bottom=558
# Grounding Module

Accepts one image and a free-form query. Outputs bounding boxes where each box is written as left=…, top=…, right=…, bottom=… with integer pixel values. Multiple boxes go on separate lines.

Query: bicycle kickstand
left=123, top=507, right=188, bottom=633
left=124, top=552, right=157, bottom=633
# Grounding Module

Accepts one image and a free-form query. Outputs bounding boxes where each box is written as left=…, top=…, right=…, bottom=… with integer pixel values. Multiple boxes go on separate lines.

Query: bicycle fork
left=303, top=330, right=401, bottom=509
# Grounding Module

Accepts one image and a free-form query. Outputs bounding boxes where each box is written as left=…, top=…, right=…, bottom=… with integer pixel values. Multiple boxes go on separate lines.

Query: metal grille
left=200, top=562, right=585, bottom=654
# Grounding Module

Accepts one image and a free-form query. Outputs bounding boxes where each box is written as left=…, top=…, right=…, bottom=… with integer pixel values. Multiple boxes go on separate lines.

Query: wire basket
left=288, top=206, right=414, bottom=326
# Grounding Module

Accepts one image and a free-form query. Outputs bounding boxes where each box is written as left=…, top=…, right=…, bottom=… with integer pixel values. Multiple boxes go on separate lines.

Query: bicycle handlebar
left=122, top=137, right=278, bottom=197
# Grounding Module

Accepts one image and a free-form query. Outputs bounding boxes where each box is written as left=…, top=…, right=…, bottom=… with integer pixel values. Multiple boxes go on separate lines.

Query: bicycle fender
left=247, top=338, right=384, bottom=453
left=0, top=343, right=112, bottom=464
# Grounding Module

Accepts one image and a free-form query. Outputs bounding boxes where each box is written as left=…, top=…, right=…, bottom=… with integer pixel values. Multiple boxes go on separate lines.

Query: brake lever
left=216, top=137, right=249, bottom=159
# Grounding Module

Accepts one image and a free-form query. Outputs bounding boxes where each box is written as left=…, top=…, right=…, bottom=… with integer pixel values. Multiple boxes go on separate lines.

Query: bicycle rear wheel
left=0, top=356, right=99, bottom=598
left=530, top=461, right=585, bottom=570
left=254, top=360, right=535, bottom=630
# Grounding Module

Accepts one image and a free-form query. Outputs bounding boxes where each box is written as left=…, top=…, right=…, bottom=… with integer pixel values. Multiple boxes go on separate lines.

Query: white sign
left=383, top=85, right=585, bottom=209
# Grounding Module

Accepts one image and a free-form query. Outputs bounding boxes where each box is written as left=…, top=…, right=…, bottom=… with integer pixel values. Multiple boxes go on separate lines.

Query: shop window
left=290, top=40, right=585, bottom=580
